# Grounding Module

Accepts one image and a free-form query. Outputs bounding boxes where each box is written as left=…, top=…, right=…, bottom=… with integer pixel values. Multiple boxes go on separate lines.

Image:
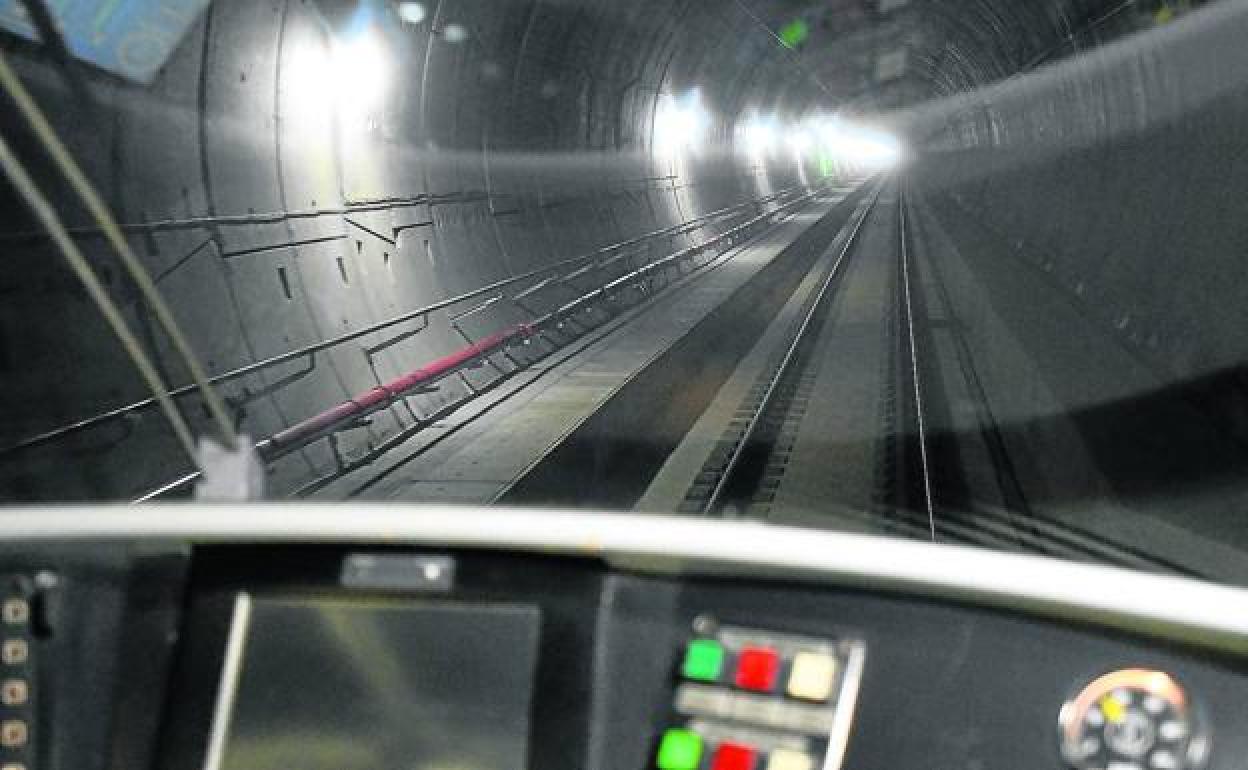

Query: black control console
left=0, top=541, right=1244, bottom=770
left=653, top=619, right=865, bottom=770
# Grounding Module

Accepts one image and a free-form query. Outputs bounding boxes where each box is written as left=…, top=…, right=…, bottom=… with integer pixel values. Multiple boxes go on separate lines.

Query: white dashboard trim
left=203, top=593, right=251, bottom=770
left=1, top=505, right=1247, bottom=652
left=823, top=639, right=866, bottom=770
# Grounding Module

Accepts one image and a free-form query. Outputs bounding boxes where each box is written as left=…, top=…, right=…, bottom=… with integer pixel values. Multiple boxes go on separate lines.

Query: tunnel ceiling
left=0, top=0, right=1206, bottom=143
left=736, top=0, right=1202, bottom=114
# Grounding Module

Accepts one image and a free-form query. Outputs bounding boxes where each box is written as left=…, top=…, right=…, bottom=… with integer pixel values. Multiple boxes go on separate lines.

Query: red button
left=711, top=742, right=757, bottom=770
left=734, top=646, right=780, bottom=692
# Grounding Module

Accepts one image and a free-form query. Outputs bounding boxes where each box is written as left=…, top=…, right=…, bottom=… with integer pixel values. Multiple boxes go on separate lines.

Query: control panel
left=654, top=617, right=865, bottom=770
left=0, top=542, right=1242, bottom=770
left=0, top=577, right=36, bottom=770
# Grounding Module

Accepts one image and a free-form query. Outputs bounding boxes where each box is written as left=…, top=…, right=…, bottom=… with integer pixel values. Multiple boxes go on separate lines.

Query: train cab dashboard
left=0, top=506, right=1245, bottom=770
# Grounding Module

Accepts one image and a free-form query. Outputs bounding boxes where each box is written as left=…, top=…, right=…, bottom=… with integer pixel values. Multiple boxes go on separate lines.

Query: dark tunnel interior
left=2, top=0, right=1248, bottom=583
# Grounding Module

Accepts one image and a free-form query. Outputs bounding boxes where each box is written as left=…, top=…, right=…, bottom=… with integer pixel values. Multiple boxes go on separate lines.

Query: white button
left=767, top=749, right=814, bottom=770
left=786, top=652, right=837, bottom=702
left=1080, top=737, right=1101, bottom=757
left=1150, top=750, right=1178, bottom=770
left=0, top=721, right=26, bottom=748
left=0, top=680, right=25, bottom=706
left=0, top=641, right=26, bottom=666
left=1143, top=695, right=1167, bottom=716
left=1158, top=721, right=1187, bottom=742
left=1108, top=763, right=1142, bottom=770
left=1086, top=708, right=1106, bottom=727
left=1, top=602, right=27, bottom=626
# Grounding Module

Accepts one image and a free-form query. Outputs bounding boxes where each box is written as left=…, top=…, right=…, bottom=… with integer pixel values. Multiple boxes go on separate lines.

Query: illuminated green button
left=682, top=639, right=725, bottom=682
left=657, top=728, right=703, bottom=770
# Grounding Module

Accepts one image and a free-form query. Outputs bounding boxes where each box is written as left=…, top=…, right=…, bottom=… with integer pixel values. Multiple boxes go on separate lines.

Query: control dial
left=1059, top=669, right=1207, bottom=770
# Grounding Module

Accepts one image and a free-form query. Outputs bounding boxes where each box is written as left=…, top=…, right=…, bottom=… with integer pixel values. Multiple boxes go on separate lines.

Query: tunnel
left=1, top=0, right=1247, bottom=584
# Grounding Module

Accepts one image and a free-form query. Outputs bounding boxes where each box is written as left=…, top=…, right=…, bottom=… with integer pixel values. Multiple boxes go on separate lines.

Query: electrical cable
left=0, top=133, right=201, bottom=465
left=0, top=50, right=239, bottom=450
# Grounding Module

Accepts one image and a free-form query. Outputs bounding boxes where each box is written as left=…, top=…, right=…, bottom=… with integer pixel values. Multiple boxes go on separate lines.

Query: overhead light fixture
left=786, top=128, right=812, bottom=156
left=284, top=23, right=392, bottom=132
left=739, top=113, right=778, bottom=158
left=286, top=40, right=336, bottom=121
left=818, top=118, right=904, bottom=169
left=654, top=89, right=709, bottom=157
left=396, top=2, right=426, bottom=24
left=331, top=27, right=391, bottom=116
left=322, top=1, right=391, bottom=121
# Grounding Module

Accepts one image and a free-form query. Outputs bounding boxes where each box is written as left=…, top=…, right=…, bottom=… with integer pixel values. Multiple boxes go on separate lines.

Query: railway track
left=680, top=184, right=882, bottom=516
left=678, top=178, right=1188, bottom=575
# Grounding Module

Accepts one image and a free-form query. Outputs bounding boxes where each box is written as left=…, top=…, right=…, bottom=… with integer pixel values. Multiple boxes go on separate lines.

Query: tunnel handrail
left=0, top=190, right=491, bottom=241
left=0, top=185, right=810, bottom=459
left=0, top=175, right=681, bottom=242
left=130, top=183, right=838, bottom=501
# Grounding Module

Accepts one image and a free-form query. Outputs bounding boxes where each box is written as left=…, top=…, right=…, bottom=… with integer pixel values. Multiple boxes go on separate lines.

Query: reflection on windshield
left=1, top=0, right=1246, bottom=585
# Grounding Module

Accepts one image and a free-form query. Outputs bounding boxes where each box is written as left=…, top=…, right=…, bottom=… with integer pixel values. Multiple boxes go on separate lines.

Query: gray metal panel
left=210, top=596, right=540, bottom=770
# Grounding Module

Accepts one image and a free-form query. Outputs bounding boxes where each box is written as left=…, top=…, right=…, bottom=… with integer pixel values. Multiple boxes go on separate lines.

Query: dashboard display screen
left=209, top=596, right=541, bottom=770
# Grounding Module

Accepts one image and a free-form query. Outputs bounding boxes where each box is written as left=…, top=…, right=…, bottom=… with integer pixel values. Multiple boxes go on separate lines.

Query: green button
left=682, top=639, right=724, bottom=682
left=657, top=728, right=703, bottom=770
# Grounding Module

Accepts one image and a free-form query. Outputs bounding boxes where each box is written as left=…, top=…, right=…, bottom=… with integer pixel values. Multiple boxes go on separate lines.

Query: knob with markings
left=1058, top=669, right=1207, bottom=770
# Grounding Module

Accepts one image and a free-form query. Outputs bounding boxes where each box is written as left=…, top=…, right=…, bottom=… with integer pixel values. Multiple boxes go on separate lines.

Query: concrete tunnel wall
left=914, top=1, right=1248, bottom=416
left=0, top=0, right=839, bottom=501
left=903, top=2, right=1248, bottom=562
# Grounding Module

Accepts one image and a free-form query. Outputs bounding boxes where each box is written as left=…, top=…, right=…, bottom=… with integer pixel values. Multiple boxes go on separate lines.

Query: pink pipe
left=262, top=324, right=532, bottom=455
left=256, top=190, right=809, bottom=460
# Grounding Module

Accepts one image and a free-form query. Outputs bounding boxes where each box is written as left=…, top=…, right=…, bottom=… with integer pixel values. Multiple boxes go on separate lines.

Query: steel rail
left=899, top=187, right=1191, bottom=570
left=703, top=184, right=883, bottom=515
left=898, top=184, right=937, bottom=541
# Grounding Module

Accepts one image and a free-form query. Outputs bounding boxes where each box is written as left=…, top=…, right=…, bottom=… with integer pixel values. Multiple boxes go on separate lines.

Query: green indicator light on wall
left=779, top=18, right=810, bottom=49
